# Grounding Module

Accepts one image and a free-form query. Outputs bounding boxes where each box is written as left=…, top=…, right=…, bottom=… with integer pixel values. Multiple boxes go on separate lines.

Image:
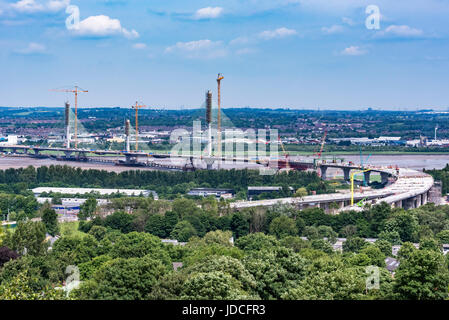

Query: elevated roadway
left=231, top=165, right=435, bottom=212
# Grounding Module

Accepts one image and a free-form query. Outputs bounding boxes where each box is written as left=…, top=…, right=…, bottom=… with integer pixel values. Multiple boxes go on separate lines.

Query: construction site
left=0, top=74, right=443, bottom=212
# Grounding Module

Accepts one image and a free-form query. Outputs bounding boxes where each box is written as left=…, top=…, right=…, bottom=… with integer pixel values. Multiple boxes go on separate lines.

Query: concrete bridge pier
left=124, top=154, right=137, bottom=164
left=364, top=171, right=371, bottom=185
left=416, top=194, right=422, bottom=207
left=381, top=172, right=389, bottom=184
left=32, top=149, right=40, bottom=156
left=204, top=158, right=215, bottom=170
left=422, top=192, right=428, bottom=205
left=321, top=166, right=328, bottom=180
left=343, top=167, right=351, bottom=181
left=184, top=157, right=196, bottom=171
left=403, top=198, right=416, bottom=210
left=64, top=151, right=73, bottom=159
left=78, top=152, right=88, bottom=160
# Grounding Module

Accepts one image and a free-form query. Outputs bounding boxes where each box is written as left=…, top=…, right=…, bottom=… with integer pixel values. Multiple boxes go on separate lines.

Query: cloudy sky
left=0, top=0, right=448, bottom=110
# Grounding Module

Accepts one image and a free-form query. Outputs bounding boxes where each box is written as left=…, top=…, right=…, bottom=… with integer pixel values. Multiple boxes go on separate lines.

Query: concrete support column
left=205, top=158, right=215, bottom=170
left=64, top=151, right=73, bottom=158
left=125, top=154, right=133, bottom=163
left=321, top=166, right=328, bottom=180
left=364, top=171, right=371, bottom=185
left=381, top=172, right=389, bottom=184
left=422, top=192, right=428, bottom=205
left=416, top=194, right=422, bottom=207
left=343, top=168, right=351, bottom=181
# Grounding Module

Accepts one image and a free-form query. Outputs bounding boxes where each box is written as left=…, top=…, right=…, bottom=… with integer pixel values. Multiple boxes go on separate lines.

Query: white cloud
left=236, top=48, right=256, bottom=55
left=46, top=0, right=70, bottom=12
left=165, top=39, right=226, bottom=59
left=132, top=43, right=147, bottom=49
left=258, top=27, right=297, bottom=40
left=71, top=15, right=139, bottom=39
left=15, top=42, right=46, bottom=54
left=383, top=25, right=424, bottom=37
left=341, top=46, right=367, bottom=56
left=229, top=36, right=250, bottom=46
left=342, top=17, right=355, bottom=26
left=10, top=0, right=69, bottom=13
left=11, top=0, right=44, bottom=13
left=193, top=7, right=223, bottom=19
left=122, top=28, right=139, bottom=39
left=322, top=25, right=344, bottom=34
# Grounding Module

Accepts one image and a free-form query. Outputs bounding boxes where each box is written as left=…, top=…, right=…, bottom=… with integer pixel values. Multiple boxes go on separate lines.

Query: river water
left=0, top=154, right=448, bottom=172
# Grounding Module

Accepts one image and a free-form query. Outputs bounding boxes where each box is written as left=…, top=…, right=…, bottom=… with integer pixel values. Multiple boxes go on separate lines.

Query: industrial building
left=187, top=188, right=234, bottom=199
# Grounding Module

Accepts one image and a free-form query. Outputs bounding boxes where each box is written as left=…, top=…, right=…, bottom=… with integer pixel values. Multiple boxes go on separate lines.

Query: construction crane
left=278, top=136, right=290, bottom=170
left=132, top=102, right=146, bottom=152
left=314, top=129, right=328, bottom=159
left=217, top=73, right=224, bottom=157
left=51, top=86, right=88, bottom=148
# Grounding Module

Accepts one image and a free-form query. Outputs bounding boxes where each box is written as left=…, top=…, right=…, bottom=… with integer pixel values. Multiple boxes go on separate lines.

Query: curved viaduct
left=231, top=164, right=437, bottom=213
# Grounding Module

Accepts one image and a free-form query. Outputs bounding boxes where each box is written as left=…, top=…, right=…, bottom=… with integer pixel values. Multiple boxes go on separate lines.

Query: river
left=0, top=154, right=448, bottom=172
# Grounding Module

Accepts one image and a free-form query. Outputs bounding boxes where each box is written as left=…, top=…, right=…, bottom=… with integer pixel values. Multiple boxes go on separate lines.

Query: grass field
left=59, top=221, right=86, bottom=238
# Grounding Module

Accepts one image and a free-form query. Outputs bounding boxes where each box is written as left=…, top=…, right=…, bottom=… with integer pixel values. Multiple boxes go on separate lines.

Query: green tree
left=310, top=239, right=334, bottom=254
left=230, top=212, right=249, bottom=239
left=0, top=270, right=66, bottom=300
left=75, top=255, right=168, bottom=300
left=181, top=271, right=251, bottom=300
left=42, top=207, right=59, bottom=236
left=342, top=237, right=368, bottom=253
left=419, top=238, right=441, bottom=252
left=397, top=242, right=416, bottom=261
left=109, top=232, right=170, bottom=264
left=242, top=247, right=308, bottom=299
left=145, top=214, right=167, bottom=238
left=374, top=240, right=392, bottom=257
left=235, top=233, right=279, bottom=251
left=170, top=221, right=197, bottom=242
left=269, top=216, right=298, bottom=239
left=282, top=268, right=366, bottom=300
left=393, top=250, right=449, bottom=300
left=5, top=221, right=47, bottom=256
left=436, top=230, right=449, bottom=244
left=186, top=255, right=257, bottom=293
left=78, top=198, right=97, bottom=221
left=359, top=245, right=386, bottom=267
left=202, top=230, right=233, bottom=247
left=378, top=230, right=402, bottom=245
left=302, top=226, right=319, bottom=240
left=104, top=211, right=134, bottom=234
left=317, top=226, right=338, bottom=244
left=88, top=226, right=108, bottom=241
left=280, top=236, right=310, bottom=253
left=294, top=187, right=308, bottom=198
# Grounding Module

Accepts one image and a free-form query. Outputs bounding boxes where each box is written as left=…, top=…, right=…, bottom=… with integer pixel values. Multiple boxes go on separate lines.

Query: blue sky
left=0, top=0, right=448, bottom=110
